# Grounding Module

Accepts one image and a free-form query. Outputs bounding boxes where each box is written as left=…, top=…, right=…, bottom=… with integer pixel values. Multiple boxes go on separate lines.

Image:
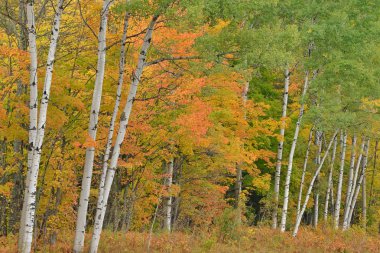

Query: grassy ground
left=2, top=227, right=380, bottom=252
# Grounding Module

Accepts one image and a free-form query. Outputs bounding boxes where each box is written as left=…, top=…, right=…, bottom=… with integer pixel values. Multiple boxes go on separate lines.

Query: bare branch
left=77, top=0, right=97, bottom=39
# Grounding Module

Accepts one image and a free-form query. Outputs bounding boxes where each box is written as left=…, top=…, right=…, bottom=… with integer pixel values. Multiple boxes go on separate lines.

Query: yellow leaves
left=252, top=173, right=271, bottom=193
left=118, top=159, right=136, bottom=169
left=72, top=134, right=96, bottom=149
left=0, top=45, right=28, bottom=62
left=83, top=134, right=97, bottom=148
left=224, top=53, right=235, bottom=59
left=208, top=20, right=231, bottom=35
left=361, top=98, right=380, bottom=113
left=90, top=188, right=99, bottom=198
left=174, top=98, right=213, bottom=147
left=52, top=89, right=86, bottom=113
left=3, top=124, right=28, bottom=142
left=0, top=182, right=13, bottom=198
left=0, top=105, right=7, bottom=123
left=73, top=141, right=82, bottom=148
left=47, top=106, right=68, bottom=130
left=162, top=184, right=181, bottom=197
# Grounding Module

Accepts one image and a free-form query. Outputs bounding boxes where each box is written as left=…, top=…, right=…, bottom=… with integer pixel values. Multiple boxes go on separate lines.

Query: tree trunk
left=19, top=0, right=38, bottom=249
left=235, top=82, right=249, bottom=223
left=293, top=130, right=339, bottom=237
left=235, top=166, right=242, bottom=209
left=324, top=136, right=338, bottom=222
left=272, top=67, right=290, bottom=229
left=343, top=138, right=365, bottom=230
left=352, top=140, right=365, bottom=199
left=13, top=0, right=27, bottom=237
left=313, top=131, right=323, bottom=228
left=346, top=139, right=369, bottom=229
left=296, top=128, right=313, bottom=218
left=95, top=2, right=130, bottom=235
left=280, top=71, right=309, bottom=232
left=343, top=135, right=357, bottom=225
left=164, top=159, right=174, bottom=232
left=147, top=195, right=162, bottom=252
left=368, top=140, right=378, bottom=209
left=89, top=15, right=158, bottom=253
left=362, top=173, right=366, bottom=229
left=73, top=1, right=113, bottom=252
left=333, top=131, right=347, bottom=229
left=21, top=1, right=64, bottom=252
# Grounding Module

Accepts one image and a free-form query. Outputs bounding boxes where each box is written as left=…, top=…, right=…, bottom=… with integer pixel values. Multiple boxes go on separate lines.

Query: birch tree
left=18, top=0, right=38, bottom=250
left=89, top=14, right=159, bottom=253
left=280, top=71, right=309, bottom=232
left=362, top=173, right=367, bottom=228
left=313, top=131, right=323, bottom=228
left=235, top=82, right=249, bottom=222
left=343, top=135, right=357, bottom=222
left=73, top=1, right=113, bottom=252
left=343, top=139, right=365, bottom=229
left=345, top=139, right=369, bottom=229
left=272, top=67, right=290, bottom=229
left=323, top=135, right=337, bottom=222
left=293, top=130, right=339, bottom=236
left=20, top=0, right=64, bottom=252
left=164, top=158, right=174, bottom=232
left=333, top=131, right=347, bottom=229
left=92, top=6, right=130, bottom=245
left=296, top=128, right=313, bottom=218
left=368, top=141, right=378, bottom=212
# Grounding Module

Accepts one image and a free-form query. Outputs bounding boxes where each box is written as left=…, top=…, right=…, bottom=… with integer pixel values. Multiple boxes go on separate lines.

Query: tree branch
left=77, top=0, right=97, bottom=39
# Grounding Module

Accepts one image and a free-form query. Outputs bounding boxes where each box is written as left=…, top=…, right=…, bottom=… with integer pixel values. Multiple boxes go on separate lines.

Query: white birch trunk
left=292, top=130, right=339, bottom=236
left=330, top=181, right=335, bottom=214
left=272, top=67, right=290, bottom=229
left=313, top=131, right=323, bottom=228
left=368, top=141, right=378, bottom=208
left=346, top=139, right=369, bottom=229
left=313, top=194, right=319, bottom=227
left=19, top=0, right=38, bottom=250
left=343, top=138, right=365, bottom=229
left=147, top=195, right=161, bottom=252
left=91, top=8, right=129, bottom=245
left=352, top=140, right=365, bottom=198
left=21, top=1, right=64, bottom=252
left=73, top=1, right=112, bottom=252
left=280, top=71, right=309, bottom=232
left=324, top=136, right=338, bottom=222
left=343, top=135, right=356, bottom=224
left=235, top=82, right=249, bottom=222
left=235, top=166, right=242, bottom=209
left=164, top=158, right=174, bottom=232
left=333, top=131, right=347, bottom=229
left=296, top=128, right=313, bottom=218
left=362, top=173, right=366, bottom=228
left=89, top=15, right=158, bottom=253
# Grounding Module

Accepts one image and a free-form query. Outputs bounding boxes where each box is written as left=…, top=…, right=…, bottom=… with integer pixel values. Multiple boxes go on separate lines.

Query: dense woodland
left=0, top=0, right=380, bottom=252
